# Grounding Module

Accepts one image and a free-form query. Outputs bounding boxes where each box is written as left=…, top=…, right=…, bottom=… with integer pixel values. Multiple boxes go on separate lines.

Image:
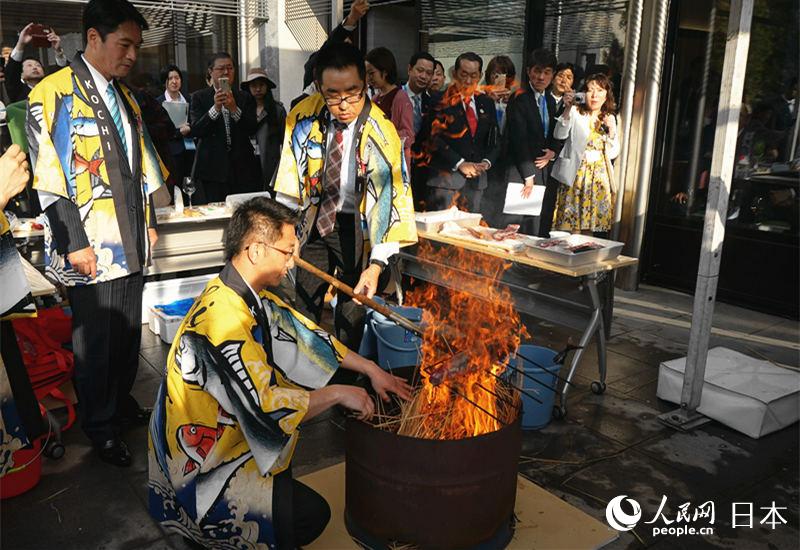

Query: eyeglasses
left=245, top=242, right=296, bottom=259
left=212, top=65, right=234, bottom=73
left=323, top=89, right=365, bottom=107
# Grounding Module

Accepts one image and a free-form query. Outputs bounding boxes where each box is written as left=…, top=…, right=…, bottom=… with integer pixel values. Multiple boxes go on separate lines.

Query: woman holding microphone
left=551, top=73, right=620, bottom=236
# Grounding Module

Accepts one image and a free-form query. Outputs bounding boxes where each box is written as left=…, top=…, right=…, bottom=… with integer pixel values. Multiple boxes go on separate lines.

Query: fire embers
left=372, top=241, right=528, bottom=440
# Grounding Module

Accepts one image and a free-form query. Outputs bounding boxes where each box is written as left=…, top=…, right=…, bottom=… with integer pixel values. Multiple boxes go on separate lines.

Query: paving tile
left=139, top=344, right=170, bottom=375
left=518, top=419, right=627, bottom=488
left=623, top=379, right=676, bottom=414
left=140, top=325, right=163, bottom=351
left=635, top=423, right=798, bottom=499
left=750, top=318, right=800, bottom=343
left=561, top=448, right=721, bottom=546
left=0, top=457, right=163, bottom=550
left=563, top=388, right=669, bottom=447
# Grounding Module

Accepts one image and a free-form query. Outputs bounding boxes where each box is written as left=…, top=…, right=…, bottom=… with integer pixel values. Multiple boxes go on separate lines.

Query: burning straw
left=370, top=241, right=529, bottom=440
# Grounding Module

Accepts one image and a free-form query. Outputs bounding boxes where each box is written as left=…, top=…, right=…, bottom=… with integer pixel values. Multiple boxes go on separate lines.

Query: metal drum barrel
left=344, top=410, right=522, bottom=549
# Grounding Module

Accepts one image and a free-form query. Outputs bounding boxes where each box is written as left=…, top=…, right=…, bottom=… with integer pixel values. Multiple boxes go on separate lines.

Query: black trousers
left=538, top=175, right=561, bottom=237
left=66, top=273, right=144, bottom=445
left=294, top=213, right=366, bottom=352
left=273, top=467, right=331, bottom=549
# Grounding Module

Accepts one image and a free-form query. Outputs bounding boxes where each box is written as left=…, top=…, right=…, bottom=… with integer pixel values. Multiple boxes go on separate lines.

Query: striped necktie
left=316, top=121, right=347, bottom=237
left=105, top=84, right=128, bottom=158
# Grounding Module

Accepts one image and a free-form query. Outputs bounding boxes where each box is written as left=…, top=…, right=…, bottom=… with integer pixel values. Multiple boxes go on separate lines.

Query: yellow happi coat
left=273, top=94, right=417, bottom=264
left=148, top=263, right=348, bottom=549
left=27, top=57, right=166, bottom=286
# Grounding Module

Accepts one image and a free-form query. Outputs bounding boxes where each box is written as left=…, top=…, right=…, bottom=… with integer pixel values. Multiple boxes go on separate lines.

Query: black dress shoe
left=95, top=438, right=132, bottom=467
left=117, top=406, right=152, bottom=428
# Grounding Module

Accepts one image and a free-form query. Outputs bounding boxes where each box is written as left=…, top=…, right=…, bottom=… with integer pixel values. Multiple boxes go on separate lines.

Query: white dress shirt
left=38, top=55, right=134, bottom=212
left=276, top=115, right=399, bottom=265
left=163, top=90, right=187, bottom=103
left=83, top=55, right=134, bottom=170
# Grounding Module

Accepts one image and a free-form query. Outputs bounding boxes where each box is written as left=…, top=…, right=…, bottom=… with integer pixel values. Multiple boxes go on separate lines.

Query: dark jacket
left=189, top=86, right=260, bottom=190
left=4, top=56, right=32, bottom=103
left=425, top=91, right=499, bottom=191
left=251, top=94, right=286, bottom=189
left=505, top=86, right=562, bottom=182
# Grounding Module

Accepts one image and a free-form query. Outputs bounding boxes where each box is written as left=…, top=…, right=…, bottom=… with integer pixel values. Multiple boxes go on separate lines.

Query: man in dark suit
left=506, top=48, right=561, bottom=236
left=425, top=52, right=498, bottom=213
left=189, top=52, right=259, bottom=203
left=402, top=51, right=442, bottom=209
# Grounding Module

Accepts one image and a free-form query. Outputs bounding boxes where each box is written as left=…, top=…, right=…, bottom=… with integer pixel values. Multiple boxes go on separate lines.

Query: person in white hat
left=241, top=68, right=286, bottom=190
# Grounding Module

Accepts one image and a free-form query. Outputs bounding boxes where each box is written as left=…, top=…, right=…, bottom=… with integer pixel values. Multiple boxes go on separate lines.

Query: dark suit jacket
left=189, top=86, right=259, bottom=190
left=4, top=57, right=32, bottom=103
left=425, top=92, right=499, bottom=191
left=505, top=87, right=562, bottom=183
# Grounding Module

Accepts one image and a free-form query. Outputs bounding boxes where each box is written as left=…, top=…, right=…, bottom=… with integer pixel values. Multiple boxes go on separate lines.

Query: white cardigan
left=551, top=106, right=621, bottom=188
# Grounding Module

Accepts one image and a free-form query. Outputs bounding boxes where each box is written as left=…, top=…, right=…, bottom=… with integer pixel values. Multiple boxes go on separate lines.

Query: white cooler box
left=150, top=306, right=187, bottom=346
left=142, top=274, right=216, bottom=332
left=657, top=347, right=799, bottom=439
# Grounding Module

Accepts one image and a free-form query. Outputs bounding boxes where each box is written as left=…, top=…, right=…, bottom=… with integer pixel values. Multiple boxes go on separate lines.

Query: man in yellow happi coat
left=26, top=0, right=167, bottom=466
left=274, top=42, right=417, bottom=351
left=149, top=198, right=411, bottom=549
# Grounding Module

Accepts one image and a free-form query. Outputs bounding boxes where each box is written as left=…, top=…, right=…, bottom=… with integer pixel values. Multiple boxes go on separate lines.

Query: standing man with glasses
left=27, top=0, right=167, bottom=466
left=189, top=52, right=259, bottom=203
left=274, top=42, right=417, bottom=351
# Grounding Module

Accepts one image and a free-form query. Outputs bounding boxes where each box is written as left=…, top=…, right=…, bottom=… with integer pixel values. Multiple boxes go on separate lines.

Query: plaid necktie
left=316, top=121, right=347, bottom=237
left=105, top=84, right=128, bottom=158
left=539, top=93, right=549, bottom=137
left=222, top=107, right=232, bottom=150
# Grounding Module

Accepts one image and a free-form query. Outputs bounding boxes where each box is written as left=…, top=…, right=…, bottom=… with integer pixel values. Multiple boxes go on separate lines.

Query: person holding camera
left=5, top=22, right=68, bottom=103
left=551, top=73, right=621, bottom=236
left=505, top=48, right=562, bottom=236
left=189, top=52, right=259, bottom=204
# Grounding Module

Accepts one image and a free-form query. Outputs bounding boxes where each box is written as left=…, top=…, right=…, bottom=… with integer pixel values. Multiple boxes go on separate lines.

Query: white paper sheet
left=162, top=101, right=189, bottom=127
left=503, top=183, right=545, bottom=216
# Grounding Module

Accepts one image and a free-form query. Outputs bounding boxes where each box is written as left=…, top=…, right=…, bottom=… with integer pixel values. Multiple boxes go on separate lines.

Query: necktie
left=465, top=100, right=478, bottom=136
left=222, top=107, right=232, bottom=150
left=316, top=121, right=347, bottom=237
left=412, top=94, right=422, bottom=134
left=539, top=93, right=549, bottom=137
left=105, top=84, right=128, bottom=158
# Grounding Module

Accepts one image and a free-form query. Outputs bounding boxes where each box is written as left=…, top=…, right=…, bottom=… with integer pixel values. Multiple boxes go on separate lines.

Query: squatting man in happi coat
left=148, top=198, right=412, bottom=549
left=273, top=41, right=418, bottom=354
left=26, top=0, right=167, bottom=467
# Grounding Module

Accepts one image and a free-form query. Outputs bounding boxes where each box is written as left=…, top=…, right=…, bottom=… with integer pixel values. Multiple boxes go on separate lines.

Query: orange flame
left=405, top=240, right=529, bottom=439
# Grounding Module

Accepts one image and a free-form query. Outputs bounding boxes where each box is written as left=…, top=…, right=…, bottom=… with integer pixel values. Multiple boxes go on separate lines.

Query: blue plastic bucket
left=358, top=298, right=386, bottom=361
left=512, top=345, right=560, bottom=430
left=371, top=305, right=423, bottom=370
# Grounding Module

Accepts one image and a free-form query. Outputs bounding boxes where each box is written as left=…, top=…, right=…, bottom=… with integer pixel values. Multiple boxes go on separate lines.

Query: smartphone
left=218, top=77, right=231, bottom=94
left=493, top=73, right=507, bottom=89
left=28, top=24, right=52, bottom=49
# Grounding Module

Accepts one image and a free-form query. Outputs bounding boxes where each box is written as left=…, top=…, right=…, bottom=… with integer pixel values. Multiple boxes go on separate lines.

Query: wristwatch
left=369, top=259, right=387, bottom=272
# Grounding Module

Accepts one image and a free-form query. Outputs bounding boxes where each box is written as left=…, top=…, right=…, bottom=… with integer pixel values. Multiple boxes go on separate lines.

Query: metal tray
left=415, top=207, right=483, bottom=233
left=524, top=234, right=624, bottom=267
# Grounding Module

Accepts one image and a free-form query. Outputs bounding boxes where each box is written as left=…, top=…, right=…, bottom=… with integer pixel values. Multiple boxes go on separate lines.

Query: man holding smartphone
left=189, top=52, right=259, bottom=203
